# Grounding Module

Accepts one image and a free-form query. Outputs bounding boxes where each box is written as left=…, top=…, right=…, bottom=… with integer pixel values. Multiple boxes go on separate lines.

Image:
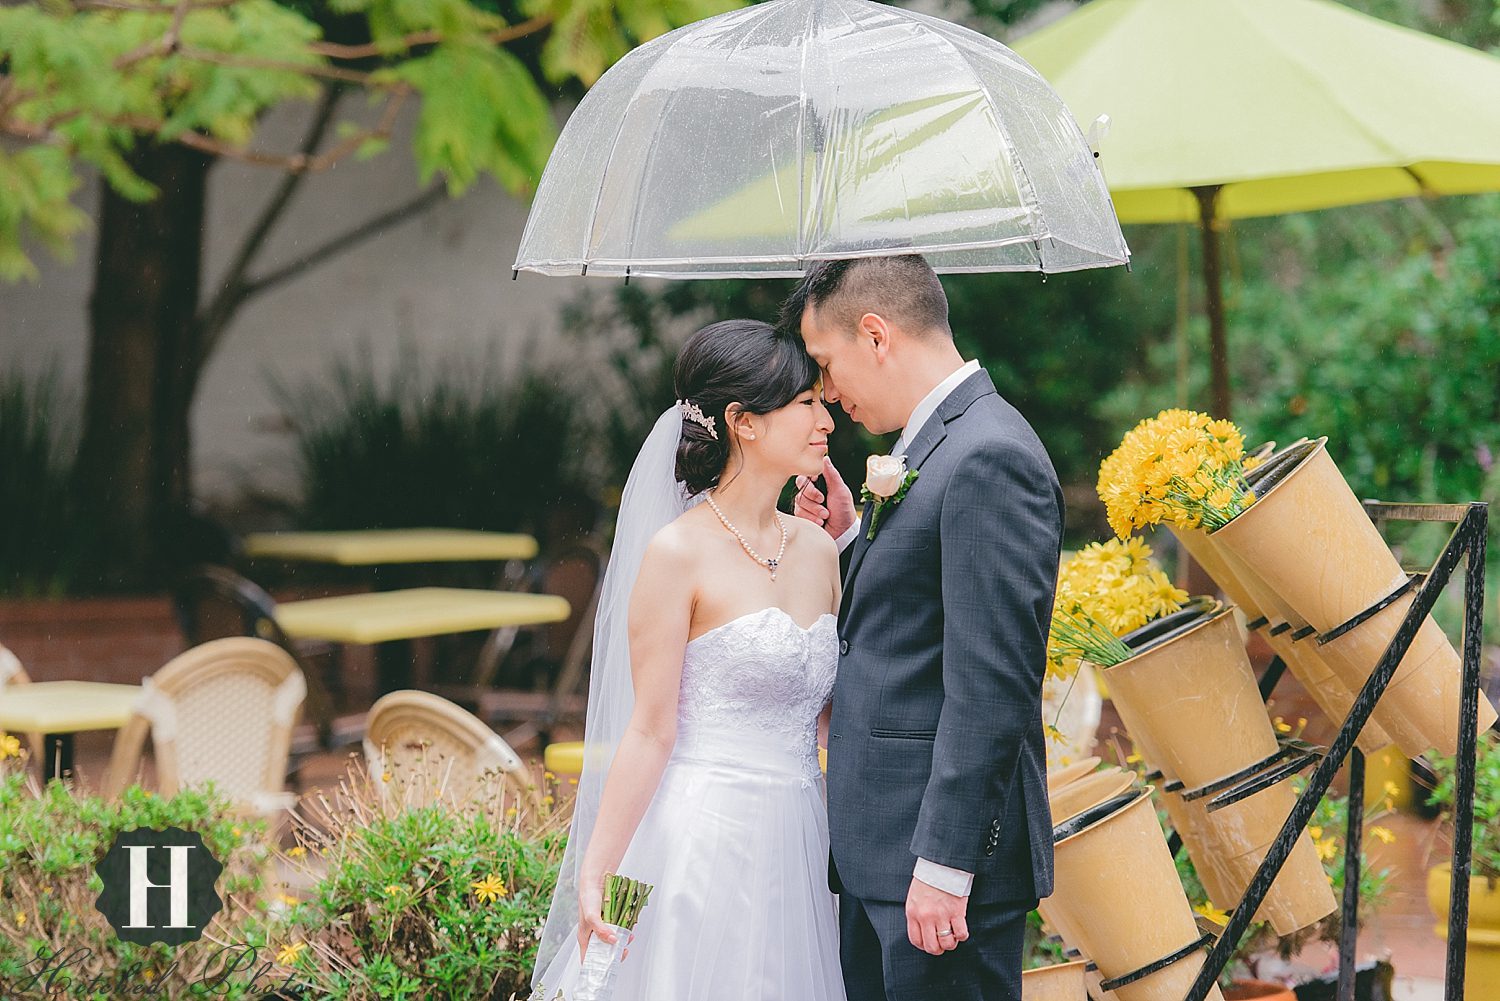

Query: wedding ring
left=937, top=928, right=954, bottom=937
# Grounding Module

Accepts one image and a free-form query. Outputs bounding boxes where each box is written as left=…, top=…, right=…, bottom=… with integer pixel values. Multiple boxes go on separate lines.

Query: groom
left=783, top=255, right=1062, bottom=1000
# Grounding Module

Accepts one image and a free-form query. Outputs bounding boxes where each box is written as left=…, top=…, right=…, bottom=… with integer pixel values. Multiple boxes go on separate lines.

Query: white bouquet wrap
left=573, top=872, right=652, bottom=1001
left=573, top=922, right=630, bottom=1001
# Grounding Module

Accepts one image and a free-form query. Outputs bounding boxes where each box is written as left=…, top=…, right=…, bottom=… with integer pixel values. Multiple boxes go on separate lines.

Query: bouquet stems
left=575, top=873, right=653, bottom=1001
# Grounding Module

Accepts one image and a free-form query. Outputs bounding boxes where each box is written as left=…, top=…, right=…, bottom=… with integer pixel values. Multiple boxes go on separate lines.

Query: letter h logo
left=95, top=827, right=224, bottom=946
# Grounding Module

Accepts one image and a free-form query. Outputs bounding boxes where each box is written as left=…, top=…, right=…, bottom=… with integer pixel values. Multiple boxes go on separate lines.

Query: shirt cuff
left=913, top=857, right=974, bottom=897
left=836, top=520, right=861, bottom=553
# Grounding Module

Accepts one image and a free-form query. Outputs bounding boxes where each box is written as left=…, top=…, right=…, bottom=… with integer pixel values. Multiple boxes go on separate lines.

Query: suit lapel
left=841, top=369, right=998, bottom=592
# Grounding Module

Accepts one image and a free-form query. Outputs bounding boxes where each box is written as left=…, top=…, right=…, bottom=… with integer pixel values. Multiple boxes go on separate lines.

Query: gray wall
left=0, top=94, right=594, bottom=505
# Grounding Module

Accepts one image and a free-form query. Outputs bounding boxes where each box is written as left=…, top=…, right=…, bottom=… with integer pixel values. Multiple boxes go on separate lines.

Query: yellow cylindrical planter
left=1104, top=608, right=1276, bottom=790
left=1209, top=439, right=1496, bottom=757
left=1158, top=786, right=1242, bottom=915
left=1050, top=771, right=1135, bottom=825
left=1203, top=780, right=1336, bottom=935
left=1102, top=608, right=1334, bottom=934
left=1085, top=967, right=1125, bottom=1001
left=1051, top=791, right=1226, bottom=1001
left=1049, top=756, right=1103, bottom=793
left=1159, top=780, right=1331, bottom=935
left=1173, top=525, right=1393, bottom=754
left=1043, top=771, right=1136, bottom=952
left=1426, top=864, right=1500, bottom=1000
left=1022, top=960, right=1089, bottom=1001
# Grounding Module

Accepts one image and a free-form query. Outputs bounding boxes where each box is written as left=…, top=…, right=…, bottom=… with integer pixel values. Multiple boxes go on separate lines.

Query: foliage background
left=0, top=0, right=1497, bottom=605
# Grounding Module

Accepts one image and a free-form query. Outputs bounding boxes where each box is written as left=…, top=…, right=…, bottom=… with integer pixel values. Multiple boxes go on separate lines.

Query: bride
left=529, top=318, right=847, bottom=1001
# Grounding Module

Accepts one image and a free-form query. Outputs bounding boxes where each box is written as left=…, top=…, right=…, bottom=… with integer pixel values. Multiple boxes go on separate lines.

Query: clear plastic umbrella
left=513, top=0, right=1130, bottom=279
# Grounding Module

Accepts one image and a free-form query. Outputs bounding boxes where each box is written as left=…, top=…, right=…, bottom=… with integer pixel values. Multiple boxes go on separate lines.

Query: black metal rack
left=1179, top=500, right=1489, bottom=1001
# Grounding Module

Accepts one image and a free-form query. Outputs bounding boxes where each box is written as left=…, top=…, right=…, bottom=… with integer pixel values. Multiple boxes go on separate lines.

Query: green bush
left=1428, top=730, right=1500, bottom=881
left=272, top=343, right=592, bottom=540
left=0, top=370, right=94, bottom=597
left=0, top=760, right=274, bottom=1000
left=266, top=760, right=568, bottom=1001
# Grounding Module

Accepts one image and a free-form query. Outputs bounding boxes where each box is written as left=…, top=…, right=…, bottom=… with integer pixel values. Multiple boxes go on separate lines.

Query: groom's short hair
left=779, top=255, right=951, bottom=340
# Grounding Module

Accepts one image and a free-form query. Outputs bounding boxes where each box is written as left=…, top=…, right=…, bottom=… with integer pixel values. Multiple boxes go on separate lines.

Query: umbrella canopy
left=1015, top=0, right=1500, bottom=223
left=513, top=0, right=1130, bottom=279
left=1014, top=0, right=1500, bottom=417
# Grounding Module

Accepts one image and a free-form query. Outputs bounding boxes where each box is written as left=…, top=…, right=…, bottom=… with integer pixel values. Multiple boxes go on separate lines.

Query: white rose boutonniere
left=860, top=454, right=919, bottom=540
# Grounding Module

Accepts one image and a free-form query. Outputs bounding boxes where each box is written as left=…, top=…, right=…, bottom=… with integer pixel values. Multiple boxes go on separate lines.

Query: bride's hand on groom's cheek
left=795, top=457, right=856, bottom=538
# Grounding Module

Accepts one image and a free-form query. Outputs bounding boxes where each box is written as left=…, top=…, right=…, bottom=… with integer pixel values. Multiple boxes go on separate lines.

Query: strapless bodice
left=670, top=607, right=839, bottom=781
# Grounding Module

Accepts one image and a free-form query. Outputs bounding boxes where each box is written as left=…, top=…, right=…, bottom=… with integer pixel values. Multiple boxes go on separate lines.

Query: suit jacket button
left=839, top=639, right=849, bottom=655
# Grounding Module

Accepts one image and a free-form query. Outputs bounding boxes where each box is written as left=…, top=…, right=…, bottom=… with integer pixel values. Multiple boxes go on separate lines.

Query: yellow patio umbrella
left=1014, top=0, right=1500, bottom=417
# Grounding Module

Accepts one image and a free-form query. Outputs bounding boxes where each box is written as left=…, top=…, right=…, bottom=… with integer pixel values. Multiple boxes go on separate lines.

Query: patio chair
left=363, top=690, right=532, bottom=808
left=0, top=642, right=44, bottom=761
left=171, top=564, right=364, bottom=759
left=431, top=538, right=603, bottom=749
left=103, top=637, right=304, bottom=822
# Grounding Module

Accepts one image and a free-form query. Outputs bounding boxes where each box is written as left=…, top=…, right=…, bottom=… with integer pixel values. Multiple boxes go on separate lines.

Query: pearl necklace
left=704, top=492, right=788, bottom=581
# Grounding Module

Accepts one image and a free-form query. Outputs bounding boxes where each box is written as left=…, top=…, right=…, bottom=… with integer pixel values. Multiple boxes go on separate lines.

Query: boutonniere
left=860, top=454, right=919, bottom=541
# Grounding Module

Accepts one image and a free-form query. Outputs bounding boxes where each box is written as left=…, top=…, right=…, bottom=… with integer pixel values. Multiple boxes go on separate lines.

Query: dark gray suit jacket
left=827, top=369, right=1062, bottom=905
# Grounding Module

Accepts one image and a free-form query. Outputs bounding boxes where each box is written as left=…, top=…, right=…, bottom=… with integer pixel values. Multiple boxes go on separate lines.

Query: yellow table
left=243, top=528, right=538, bottom=565
left=0, top=681, right=142, bottom=778
left=274, top=587, right=570, bottom=645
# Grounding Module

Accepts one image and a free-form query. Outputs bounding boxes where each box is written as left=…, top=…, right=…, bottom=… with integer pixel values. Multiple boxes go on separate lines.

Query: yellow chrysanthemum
left=471, top=874, right=508, bottom=904
left=276, top=941, right=307, bottom=965
left=1047, top=539, right=1187, bottom=677
left=1369, top=826, right=1396, bottom=845
left=1096, top=410, right=1257, bottom=538
left=0, top=734, right=21, bottom=759
left=1193, top=902, right=1230, bottom=924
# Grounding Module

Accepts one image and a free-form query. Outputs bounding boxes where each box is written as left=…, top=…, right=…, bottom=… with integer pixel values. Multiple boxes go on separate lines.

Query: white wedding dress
left=529, top=605, right=848, bottom=1001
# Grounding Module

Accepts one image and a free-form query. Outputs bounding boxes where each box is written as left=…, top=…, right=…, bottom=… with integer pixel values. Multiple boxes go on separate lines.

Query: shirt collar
left=893, top=358, right=982, bottom=456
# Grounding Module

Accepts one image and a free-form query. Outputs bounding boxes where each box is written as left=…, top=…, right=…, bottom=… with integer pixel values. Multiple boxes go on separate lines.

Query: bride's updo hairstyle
left=673, top=319, right=820, bottom=495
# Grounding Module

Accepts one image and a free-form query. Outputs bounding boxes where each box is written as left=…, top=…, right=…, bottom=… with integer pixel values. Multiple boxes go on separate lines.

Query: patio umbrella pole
left=1192, top=184, right=1231, bottom=419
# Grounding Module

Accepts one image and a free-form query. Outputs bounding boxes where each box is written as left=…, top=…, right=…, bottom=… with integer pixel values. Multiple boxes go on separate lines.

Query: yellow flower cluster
left=1047, top=539, right=1187, bottom=680
left=1097, top=409, right=1257, bottom=539
left=1061, top=538, right=1187, bottom=636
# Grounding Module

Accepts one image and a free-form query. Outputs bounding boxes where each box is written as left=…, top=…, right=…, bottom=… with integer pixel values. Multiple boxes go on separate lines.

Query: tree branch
left=192, top=84, right=344, bottom=366
left=235, top=184, right=447, bottom=307
left=309, top=13, right=554, bottom=61
left=177, top=46, right=375, bottom=85
left=192, top=182, right=448, bottom=366
left=77, top=0, right=239, bottom=9
left=114, top=0, right=193, bottom=68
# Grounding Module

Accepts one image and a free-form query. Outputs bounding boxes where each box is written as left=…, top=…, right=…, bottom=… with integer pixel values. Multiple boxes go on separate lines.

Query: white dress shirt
left=832, top=357, right=982, bottom=897
left=834, top=359, right=981, bottom=553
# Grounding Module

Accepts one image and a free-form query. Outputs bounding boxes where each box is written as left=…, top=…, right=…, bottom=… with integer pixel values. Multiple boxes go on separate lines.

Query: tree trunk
left=77, top=141, right=214, bottom=590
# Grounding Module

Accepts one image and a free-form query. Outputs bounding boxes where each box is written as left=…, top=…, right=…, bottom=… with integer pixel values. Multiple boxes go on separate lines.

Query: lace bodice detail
left=674, top=607, right=838, bottom=769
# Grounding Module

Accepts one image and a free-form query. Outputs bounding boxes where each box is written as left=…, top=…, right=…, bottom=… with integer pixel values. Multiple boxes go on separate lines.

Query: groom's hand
left=795, top=456, right=856, bottom=539
left=905, top=877, right=969, bottom=956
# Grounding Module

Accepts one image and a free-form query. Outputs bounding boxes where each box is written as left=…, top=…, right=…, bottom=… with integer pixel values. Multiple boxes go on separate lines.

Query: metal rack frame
left=1181, top=500, right=1488, bottom=1001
